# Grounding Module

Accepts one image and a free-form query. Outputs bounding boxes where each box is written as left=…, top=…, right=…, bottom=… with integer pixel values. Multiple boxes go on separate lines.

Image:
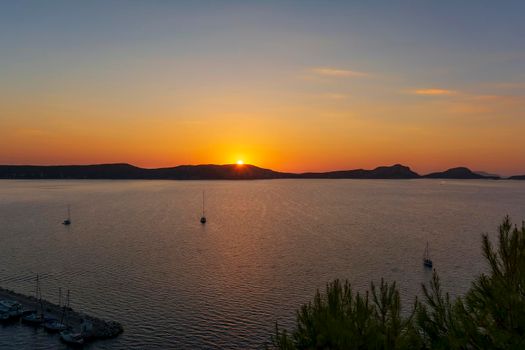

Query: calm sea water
left=0, top=179, right=524, bottom=349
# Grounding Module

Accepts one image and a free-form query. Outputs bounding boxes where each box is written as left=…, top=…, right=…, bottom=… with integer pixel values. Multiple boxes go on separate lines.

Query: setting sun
left=2, top=2, right=525, bottom=349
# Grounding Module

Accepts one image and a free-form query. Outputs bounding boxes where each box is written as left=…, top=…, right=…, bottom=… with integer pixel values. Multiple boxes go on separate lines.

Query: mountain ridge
left=0, top=163, right=514, bottom=180
left=423, top=167, right=500, bottom=179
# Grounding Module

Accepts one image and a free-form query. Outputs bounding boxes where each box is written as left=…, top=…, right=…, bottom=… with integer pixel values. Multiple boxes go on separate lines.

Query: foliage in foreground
left=269, top=216, right=525, bottom=349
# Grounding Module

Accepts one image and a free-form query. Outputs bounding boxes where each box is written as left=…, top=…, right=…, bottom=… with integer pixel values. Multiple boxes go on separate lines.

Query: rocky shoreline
left=0, top=286, right=123, bottom=342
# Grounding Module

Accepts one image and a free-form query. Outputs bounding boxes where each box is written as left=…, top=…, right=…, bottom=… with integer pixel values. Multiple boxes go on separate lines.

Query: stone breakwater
left=0, top=286, right=123, bottom=342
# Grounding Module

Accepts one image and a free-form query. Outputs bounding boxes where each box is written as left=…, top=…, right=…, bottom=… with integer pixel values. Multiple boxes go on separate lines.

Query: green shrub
left=269, top=216, right=525, bottom=350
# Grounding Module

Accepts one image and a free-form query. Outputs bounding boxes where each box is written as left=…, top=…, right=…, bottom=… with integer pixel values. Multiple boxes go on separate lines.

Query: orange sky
left=1, top=2, right=524, bottom=175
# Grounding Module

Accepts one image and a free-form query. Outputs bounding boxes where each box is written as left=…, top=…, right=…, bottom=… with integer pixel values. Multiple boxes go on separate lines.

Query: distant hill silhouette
left=149, top=164, right=296, bottom=180
left=423, top=167, right=500, bottom=179
left=509, top=175, right=525, bottom=180
left=0, top=163, right=515, bottom=180
left=0, top=163, right=145, bottom=179
left=0, top=163, right=295, bottom=180
left=300, top=164, right=419, bottom=179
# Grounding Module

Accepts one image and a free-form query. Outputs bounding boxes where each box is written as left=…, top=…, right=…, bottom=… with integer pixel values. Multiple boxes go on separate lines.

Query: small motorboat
left=60, top=330, right=84, bottom=346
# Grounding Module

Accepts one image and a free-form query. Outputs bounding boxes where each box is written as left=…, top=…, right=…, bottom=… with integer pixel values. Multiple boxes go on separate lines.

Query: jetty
left=0, top=285, right=123, bottom=342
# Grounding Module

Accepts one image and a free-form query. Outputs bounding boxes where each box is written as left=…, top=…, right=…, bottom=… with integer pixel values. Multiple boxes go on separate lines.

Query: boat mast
left=63, top=289, right=70, bottom=326
left=36, top=274, right=43, bottom=317
left=35, top=274, right=39, bottom=301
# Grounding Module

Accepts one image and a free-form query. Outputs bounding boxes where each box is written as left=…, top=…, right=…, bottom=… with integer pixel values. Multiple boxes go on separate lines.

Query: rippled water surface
left=1, top=179, right=524, bottom=349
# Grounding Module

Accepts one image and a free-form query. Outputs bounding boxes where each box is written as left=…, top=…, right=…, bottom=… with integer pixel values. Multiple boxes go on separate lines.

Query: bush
left=269, top=216, right=525, bottom=349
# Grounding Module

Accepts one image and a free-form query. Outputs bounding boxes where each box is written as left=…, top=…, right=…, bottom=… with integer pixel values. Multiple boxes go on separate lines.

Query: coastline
left=0, top=163, right=519, bottom=180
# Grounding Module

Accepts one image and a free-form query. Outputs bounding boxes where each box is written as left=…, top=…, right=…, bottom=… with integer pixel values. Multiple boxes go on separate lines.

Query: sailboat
left=60, top=290, right=84, bottom=345
left=200, top=191, right=206, bottom=224
left=423, top=241, right=433, bottom=268
left=44, top=288, right=67, bottom=332
left=62, top=205, right=71, bottom=225
left=22, top=274, right=44, bottom=325
left=0, top=300, right=23, bottom=321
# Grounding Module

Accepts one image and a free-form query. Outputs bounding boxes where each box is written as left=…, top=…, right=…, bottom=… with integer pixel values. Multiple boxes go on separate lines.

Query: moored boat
left=44, top=318, right=68, bottom=332
left=22, top=274, right=45, bottom=325
left=0, top=300, right=23, bottom=319
left=200, top=190, right=207, bottom=224
left=0, top=311, right=10, bottom=322
left=45, top=288, right=68, bottom=332
left=21, top=310, right=44, bottom=325
left=60, top=330, right=84, bottom=346
left=62, top=205, right=72, bottom=225
left=423, top=241, right=433, bottom=268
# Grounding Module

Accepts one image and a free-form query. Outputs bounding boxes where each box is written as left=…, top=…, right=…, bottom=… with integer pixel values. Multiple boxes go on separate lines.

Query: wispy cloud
left=411, top=88, right=457, bottom=96
left=311, top=67, right=368, bottom=78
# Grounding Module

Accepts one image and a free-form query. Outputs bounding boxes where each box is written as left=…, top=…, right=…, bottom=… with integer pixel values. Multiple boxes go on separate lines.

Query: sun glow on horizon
left=1, top=3, right=524, bottom=176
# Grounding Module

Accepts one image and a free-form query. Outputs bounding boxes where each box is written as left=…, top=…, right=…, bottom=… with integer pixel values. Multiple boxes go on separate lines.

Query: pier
left=0, top=286, right=123, bottom=342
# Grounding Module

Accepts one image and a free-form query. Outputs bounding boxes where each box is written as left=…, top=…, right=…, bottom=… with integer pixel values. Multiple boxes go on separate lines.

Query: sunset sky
left=1, top=1, right=524, bottom=175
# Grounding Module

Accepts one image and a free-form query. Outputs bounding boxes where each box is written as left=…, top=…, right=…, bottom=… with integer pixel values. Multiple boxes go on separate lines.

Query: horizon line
left=0, top=162, right=517, bottom=177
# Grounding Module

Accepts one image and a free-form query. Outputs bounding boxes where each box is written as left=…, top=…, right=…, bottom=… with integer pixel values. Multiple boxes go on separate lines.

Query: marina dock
left=0, top=285, right=123, bottom=343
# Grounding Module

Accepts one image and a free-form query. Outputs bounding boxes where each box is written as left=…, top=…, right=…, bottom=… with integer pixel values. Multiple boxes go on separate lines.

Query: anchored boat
left=62, top=205, right=71, bottom=225
left=200, top=190, right=207, bottom=224
left=423, top=241, right=433, bottom=268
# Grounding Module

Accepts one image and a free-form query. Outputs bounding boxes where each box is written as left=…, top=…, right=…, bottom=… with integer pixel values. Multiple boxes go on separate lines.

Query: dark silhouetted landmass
left=0, top=163, right=295, bottom=180
left=0, top=163, right=147, bottom=179
left=423, top=167, right=500, bottom=179
left=0, top=163, right=517, bottom=180
left=300, top=164, right=420, bottom=179
left=149, top=164, right=296, bottom=180
left=509, top=175, right=525, bottom=180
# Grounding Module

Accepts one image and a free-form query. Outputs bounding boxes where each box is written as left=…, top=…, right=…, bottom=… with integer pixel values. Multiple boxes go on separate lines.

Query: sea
left=0, top=179, right=524, bottom=349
